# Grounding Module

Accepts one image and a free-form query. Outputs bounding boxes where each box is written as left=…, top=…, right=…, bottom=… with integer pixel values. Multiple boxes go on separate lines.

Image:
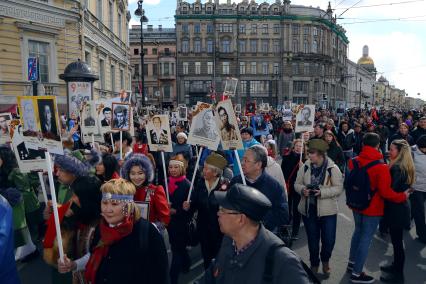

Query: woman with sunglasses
left=380, top=140, right=415, bottom=283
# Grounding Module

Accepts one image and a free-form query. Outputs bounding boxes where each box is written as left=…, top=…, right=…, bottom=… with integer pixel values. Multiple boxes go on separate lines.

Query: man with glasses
left=230, top=145, right=289, bottom=232
left=199, top=183, right=309, bottom=284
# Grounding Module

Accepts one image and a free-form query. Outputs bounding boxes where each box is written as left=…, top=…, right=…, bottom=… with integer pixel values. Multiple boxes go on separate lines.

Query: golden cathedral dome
left=357, top=56, right=374, bottom=66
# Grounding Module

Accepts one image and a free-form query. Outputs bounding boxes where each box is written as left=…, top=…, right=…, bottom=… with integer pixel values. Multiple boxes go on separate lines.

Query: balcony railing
left=159, top=51, right=176, bottom=57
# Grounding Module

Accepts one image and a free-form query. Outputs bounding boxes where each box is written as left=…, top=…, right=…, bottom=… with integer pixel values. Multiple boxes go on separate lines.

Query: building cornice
left=0, top=0, right=80, bottom=27
left=175, top=14, right=349, bottom=44
left=16, top=22, right=62, bottom=36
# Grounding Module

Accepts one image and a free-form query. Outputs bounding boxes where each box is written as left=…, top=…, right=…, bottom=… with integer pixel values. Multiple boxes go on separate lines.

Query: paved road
left=18, top=195, right=426, bottom=283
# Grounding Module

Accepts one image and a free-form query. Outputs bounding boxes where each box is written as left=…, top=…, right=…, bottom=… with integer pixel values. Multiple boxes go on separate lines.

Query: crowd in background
left=1, top=104, right=426, bottom=284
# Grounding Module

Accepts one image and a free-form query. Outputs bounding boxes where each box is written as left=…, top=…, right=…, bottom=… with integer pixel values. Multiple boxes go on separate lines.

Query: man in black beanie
left=199, top=184, right=310, bottom=284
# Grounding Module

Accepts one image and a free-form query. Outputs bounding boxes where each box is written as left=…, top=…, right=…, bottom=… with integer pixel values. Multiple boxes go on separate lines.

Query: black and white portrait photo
left=101, top=107, right=112, bottom=127
left=178, top=106, right=187, bottom=121
left=188, top=103, right=220, bottom=150
left=336, top=101, right=346, bottom=116
left=295, top=105, right=315, bottom=133
left=111, top=103, right=130, bottom=131
left=37, top=98, right=59, bottom=141
left=149, top=116, right=169, bottom=145
left=215, top=100, right=243, bottom=150
left=193, top=109, right=218, bottom=140
left=146, top=115, right=172, bottom=152
left=83, top=103, right=96, bottom=127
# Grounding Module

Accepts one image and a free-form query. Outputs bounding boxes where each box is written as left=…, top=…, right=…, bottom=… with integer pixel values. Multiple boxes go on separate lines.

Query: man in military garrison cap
left=199, top=184, right=310, bottom=284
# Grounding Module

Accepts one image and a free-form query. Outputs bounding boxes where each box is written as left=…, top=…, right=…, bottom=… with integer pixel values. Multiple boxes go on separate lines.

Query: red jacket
left=348, top=146, right=407, bottom=217
left=134, top=184, right=170, bottom=225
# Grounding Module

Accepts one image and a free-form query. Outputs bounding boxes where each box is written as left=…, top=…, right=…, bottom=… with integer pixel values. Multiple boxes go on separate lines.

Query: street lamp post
left=358, top=78, right=362, bottom=109
left=135, top=1, right=148, bottom=107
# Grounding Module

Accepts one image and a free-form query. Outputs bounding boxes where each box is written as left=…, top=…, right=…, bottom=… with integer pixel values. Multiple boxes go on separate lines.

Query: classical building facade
left=129, top=25, right=176, bottom=108
left=81, top=0, right=132, bottom=101
left=175, top=0, right=348, bottom=107
left=0, top=0, right=131, bottom=112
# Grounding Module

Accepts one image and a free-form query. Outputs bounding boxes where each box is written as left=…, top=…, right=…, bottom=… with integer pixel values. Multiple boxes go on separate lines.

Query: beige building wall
left=83, top=0, right=132, bottom=101
left=0, top=0, right=132, bottom=113
left=0, top=0, right=80, bottom=112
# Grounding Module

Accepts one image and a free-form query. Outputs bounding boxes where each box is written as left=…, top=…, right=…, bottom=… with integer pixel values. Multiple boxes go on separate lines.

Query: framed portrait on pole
left=111, top=103, right=130, bottom=131
left=146, top=115, right=172, bottom=152
left=215, top=100, right=243, bottom=150
left=187, top=102, right=220, bottom=150
left=295, top=105, right=315, bottom=133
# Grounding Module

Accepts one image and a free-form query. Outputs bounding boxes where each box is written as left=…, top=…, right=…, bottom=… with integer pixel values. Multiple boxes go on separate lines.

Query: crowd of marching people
left=1, top=104, right=426, bottom=284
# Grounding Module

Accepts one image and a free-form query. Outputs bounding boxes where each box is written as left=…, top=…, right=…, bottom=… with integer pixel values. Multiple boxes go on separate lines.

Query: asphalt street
left=18, top=196, right=426, bottom=284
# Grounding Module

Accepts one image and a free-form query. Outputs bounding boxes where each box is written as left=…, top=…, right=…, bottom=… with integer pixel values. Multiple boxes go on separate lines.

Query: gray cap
left=214, top=184, right=271, bottom=222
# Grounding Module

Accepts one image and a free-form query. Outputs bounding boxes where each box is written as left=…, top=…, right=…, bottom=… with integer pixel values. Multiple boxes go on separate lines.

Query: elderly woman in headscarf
left=121, top=154, right=170, bottom=229
left=167, top=154, right=192, bottom=284
left=172, top=132, right=193, bottom=161
left=183, top=152, right=229, bottom=269
left=57, top=179, right=169, bottom=284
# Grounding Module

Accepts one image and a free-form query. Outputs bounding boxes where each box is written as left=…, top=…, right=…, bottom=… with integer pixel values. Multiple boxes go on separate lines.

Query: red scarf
left=43, top=201, right=72, bottom=248
left=85, top=217, right=134, bottom=284
left=168, top=175, right=186, bottom=196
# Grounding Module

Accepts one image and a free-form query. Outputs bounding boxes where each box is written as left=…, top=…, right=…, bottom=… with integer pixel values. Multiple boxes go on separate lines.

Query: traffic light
left=322, top=94, right=327, bottom=100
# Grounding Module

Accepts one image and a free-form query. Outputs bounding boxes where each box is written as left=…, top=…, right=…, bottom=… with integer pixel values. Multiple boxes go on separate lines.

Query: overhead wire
left=335, top=0, right=424, bottom=10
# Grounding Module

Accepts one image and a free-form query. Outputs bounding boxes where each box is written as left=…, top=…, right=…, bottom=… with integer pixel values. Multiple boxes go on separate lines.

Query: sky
left=128, top=0, right=426, bottom=100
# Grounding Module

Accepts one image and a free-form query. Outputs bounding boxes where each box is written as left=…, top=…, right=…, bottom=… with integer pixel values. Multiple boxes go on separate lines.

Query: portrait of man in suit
left=149, top=116, right=169, bottom=144
left=297, top=106, right=313, bottom=127
left=101, top=107, right=112, bottom=127
left=38, top=99, right=59, bottom=140
left=83, top=104, right=96, bottom=127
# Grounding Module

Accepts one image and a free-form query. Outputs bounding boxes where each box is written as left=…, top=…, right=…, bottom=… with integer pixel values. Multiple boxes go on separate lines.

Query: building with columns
left=0, top=0, right=132, bottom=112
left=346, top=45, right=376, bottom=108
left=175, top=0, right=348, bottom=107
left=129, top=25, right=177, bottom=108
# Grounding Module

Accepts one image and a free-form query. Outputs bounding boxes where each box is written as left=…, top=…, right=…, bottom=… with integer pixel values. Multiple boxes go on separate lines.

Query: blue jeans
left=302, top=207, right=337, bottom=267
left=349, top=212, right=381, bottom=274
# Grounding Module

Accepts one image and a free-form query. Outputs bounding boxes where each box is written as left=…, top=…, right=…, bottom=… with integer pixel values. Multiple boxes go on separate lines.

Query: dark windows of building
left=292, top=24, right=299, bottom=35
left=250, top=39, right=257, bottom=53
left=182, top=39, right=189, bottom=53
left=292, top=38, right=298, bottom=52
left=221, top=39, right=231, bottom=53
left=293, top=81, right=309, bottom=94
left=194, top=23, right=201, bottom=33
left=134, top=48, right=139, bottom=55
left=194, top=39, right=201, bottom=53
left=207, top=39, right=214, bottom=53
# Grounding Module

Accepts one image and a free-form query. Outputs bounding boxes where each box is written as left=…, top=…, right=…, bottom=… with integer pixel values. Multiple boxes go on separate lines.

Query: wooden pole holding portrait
left=45, top=151, right=65, bottom=263
left=187, top=146, right=203, bottom=202
left=161, top=151, right=170, bottom=203
left=234, top=149, right=246, bottom=185
left=37, top=172, right=49, bottom=205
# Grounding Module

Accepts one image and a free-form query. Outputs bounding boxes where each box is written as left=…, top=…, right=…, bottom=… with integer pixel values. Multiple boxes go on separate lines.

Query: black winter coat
left=389, top=132, right=414, bottom=148
left=92, top=218, right=170, bottom=284
left=168, top=178, right=192, bottom=249
left=281, top=151, right=301, bottom=194
left=384, top=165, right=411, bottom=230
left=327, top=141, right=345, bottom=172
left=411, top=127, right=426, bottom=144
left=353, top=131, right=365, bottom=155
left=337, top=129, right=355, bottom=151
left=190, top=177, right=224, bottom=242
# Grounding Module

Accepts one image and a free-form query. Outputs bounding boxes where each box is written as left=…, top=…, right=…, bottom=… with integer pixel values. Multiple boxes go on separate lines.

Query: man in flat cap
left=199, top=184, right=310, bottom=284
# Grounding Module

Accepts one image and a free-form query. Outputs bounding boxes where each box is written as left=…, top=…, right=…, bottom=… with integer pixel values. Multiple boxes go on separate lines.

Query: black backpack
left=344, top=158, right=382, bottom=210
left=263, top=243, right=321, bottom=284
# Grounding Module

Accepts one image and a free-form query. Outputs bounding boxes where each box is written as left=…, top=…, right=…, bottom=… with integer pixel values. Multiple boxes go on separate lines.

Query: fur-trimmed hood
left=121, top=153, right=154, bottom=184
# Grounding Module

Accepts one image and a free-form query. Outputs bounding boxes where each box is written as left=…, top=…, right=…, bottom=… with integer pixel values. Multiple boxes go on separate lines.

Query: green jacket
left=9, top=168, right=40, bottom=213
